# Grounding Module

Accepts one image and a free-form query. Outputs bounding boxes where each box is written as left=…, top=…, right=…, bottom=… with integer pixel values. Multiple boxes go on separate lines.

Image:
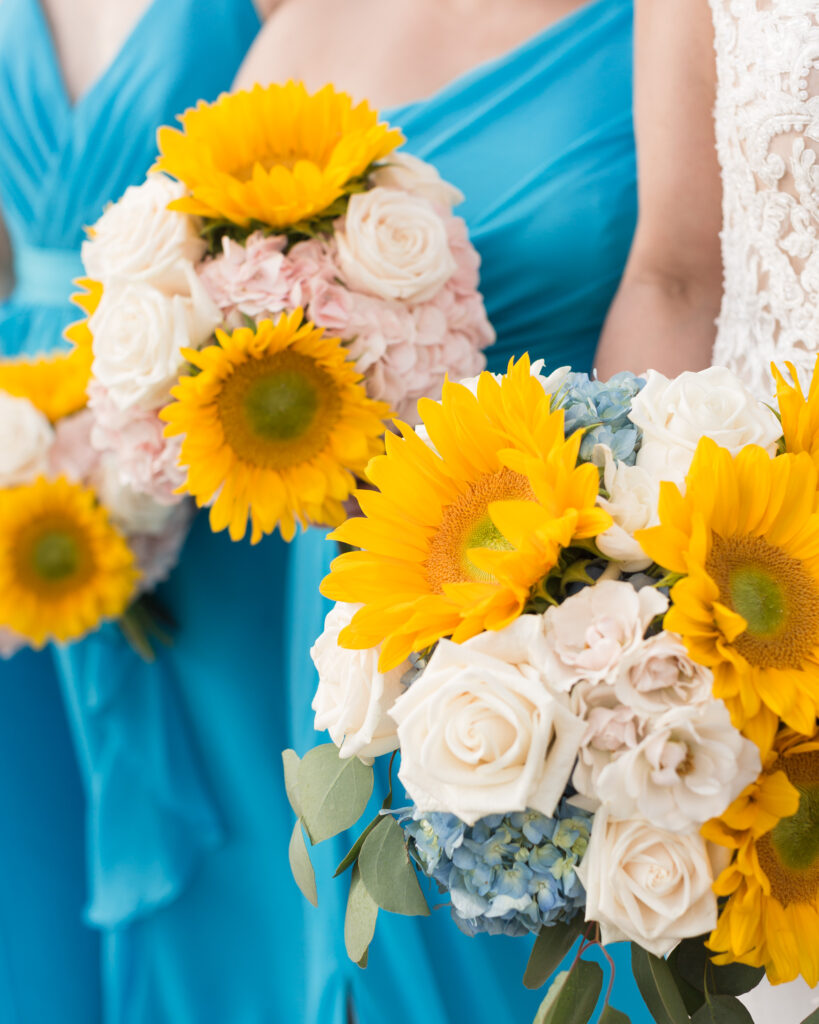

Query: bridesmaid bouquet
left=0, top=307, right=189, bottom=656
left=288, top=355, right=819, bottom=1024
left=77, top=82, right=494, bottom=543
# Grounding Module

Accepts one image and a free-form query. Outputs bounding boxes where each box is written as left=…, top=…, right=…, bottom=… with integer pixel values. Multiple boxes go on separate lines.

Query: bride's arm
left=594, top=0, right=722, bottom=378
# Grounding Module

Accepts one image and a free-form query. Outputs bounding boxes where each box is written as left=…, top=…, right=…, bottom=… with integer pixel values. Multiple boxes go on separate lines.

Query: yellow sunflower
left=0, top=278, right=99, bottom=422
left=161, top=309, right=390, bottom=544
left=636, top=437, right=819, bottom=754
left=322, top=356, right=612, bottom=670
left=0, top=476, right=138, bottom=647
left=703, top=728, right=819, bottom=986
left=153, top=82, right=404, bottom=229
left=773, top=359, right=819, bottom=470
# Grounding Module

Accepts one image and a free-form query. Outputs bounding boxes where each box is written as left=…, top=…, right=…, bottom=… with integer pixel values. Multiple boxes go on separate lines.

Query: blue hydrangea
left=403, top=801, right=592, bottom=938
left=554, top=371, right=645, bottom=465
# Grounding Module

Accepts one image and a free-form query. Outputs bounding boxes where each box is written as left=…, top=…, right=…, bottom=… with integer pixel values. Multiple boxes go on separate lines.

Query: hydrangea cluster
left=404, top=801, right=592, bottom=938
left=556, top=371, right=645, bottom=464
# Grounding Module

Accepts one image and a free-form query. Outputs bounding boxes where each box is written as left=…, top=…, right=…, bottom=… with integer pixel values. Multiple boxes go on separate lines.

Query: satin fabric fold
left=286, top=2, right=652, bottom=1022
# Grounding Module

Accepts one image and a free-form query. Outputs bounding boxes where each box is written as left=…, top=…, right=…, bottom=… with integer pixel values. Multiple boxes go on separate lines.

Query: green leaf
left=599, top=1008, right=631, bottom=1024
left=630, top=945, right=690, bottom=1024
left=288, top=820, right=317, bottom=907
left=801, top=1012, right=819, bottom=1024
left=344, top=864, right=378, bottom=964
left=667, top=946, right=706, bottom=1016
left=282, top=749, right=303, bottom=819
left=334, top=812, right=383, bottom=877
left=691, top=994, right=754, bottom=1023
left=533, top=959, right=603, bottom=1024
left=298, top=744, right=374, bottom=844
left=358, top=816, right=429, bottom=917
left=671, top=936, right=765, bottom=996
left=523, top=920, right=582, bottom=990
left=357, top=949, right=368, bottom=970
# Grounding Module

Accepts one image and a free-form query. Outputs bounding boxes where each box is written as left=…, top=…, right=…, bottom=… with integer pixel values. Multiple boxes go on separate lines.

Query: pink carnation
left=49, top=410, right=101, bottom=482
left=87, top=381, right=184, bottom=505
left=0, top=628, right=26, bottom=660
left=198, top=232, right=294, bottom=325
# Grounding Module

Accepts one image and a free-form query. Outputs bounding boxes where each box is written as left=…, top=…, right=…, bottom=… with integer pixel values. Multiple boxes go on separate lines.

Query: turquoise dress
left=287, top=1, right=653, bottom=1022
left=0, top=0, right=260, bottom=1021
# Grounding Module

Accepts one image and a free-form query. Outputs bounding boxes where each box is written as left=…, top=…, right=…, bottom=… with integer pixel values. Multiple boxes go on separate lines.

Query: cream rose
left=82, top=174, right=206, bottom=294
left=90, top=271, right=219, bottom=411
left=542, top=580, right=669, bottom=693
left=337, top=187, right=457, bottom=303
left=578, top=810, right=728, bottom=956
left=572, top=697, right=647, bottom=806
left=630, top=367, right=782, bottom=487
left=595, top=700, right=760, bottom=832
left=311, top=602, right=407, bottom=763
left=0, top=391, right=53, bottom=486
left=390, top=620, right=586, bottom=825
left=613, top=631, right=714, bottom=716
left=593, top=445, right=659, bottom=571
left=371, top=152, right=465, bottom=209
left=95, top=456, right=178, bottom=537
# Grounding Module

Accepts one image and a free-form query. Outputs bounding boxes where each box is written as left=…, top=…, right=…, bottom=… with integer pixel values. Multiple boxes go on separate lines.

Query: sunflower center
left=706, top=533, right=819, bottom=669
left=14, top=515, right=94, bottom=596
left=758, top=752, right=819, bottom=906
left=217, top=350, right=342, bottom=470
left=424, top=467, right=535, bottom=592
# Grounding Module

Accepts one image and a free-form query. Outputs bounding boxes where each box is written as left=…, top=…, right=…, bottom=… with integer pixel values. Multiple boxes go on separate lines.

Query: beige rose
left=336, top=187, right=457, bottom=303
left=371, top=152, right=464, bottom=210
left=593, top=444, right=659, bottom=571
left=0, top=391, right=53, bottom=487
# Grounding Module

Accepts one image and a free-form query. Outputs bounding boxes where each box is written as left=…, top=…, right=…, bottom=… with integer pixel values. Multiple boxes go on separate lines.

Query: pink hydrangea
left=87, top=381, right=185, bottom=505
left=197, top=201, right=494, bottom=425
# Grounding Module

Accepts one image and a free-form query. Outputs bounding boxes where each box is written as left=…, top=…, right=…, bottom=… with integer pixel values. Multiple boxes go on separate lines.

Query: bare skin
left=594, top=0, right=723, bottom=379
left=234, top=0, right=587, bottom=111
left=0, top=0, right=279, bottom=294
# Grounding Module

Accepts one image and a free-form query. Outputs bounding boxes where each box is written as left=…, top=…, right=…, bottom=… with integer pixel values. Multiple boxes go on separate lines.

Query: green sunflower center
left=758, top=752, right=819, bottom=906
left=217, top=350, right=342, bottom=470
left=32, top=530, right=80, bottom=582
left=424, top=467, right=534, bottom=593
left=707, top=533, right=819, bottom=669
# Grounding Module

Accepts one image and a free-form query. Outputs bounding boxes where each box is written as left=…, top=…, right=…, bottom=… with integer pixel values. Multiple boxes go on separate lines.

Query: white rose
left=90, top=270, right=219, bottom=411
left=311, top=603, right=407, bottom=763
left=83, top=174, right=206, bottom=294
left=390, top=619, right=587, bottom=825
left=371, top=152, right=465, bottom=210
left=630, top=367, right=782, bottom=487
left=572, top=696, right=647, bottom=806
left=95, top=456, right=178, bottom=537
left=614, top=631, right=714, bottom=716
left=593, top=445, right=659, bottom=571
left=0, top=391, right=53, bottom=486
left=337, top=187, right=457, bottom=303
left=542, top=580, right=669, bottom=692
left=595, top=700, right=760, bottom=832
left=578, top=809, right=728, bottom=956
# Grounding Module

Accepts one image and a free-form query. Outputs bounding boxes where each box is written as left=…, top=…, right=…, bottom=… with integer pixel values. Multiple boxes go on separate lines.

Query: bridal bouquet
left=286, top=355, right=819, bottom=1024
left=0, top=301, right=189, bottom=656
left=76, top=82, right=493, bottom=543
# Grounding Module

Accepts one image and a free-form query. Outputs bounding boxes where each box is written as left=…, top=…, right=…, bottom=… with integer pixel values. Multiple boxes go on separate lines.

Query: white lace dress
left=709, top=2, right=819, bottom=1020
left=711, top=0, right=819, bottom=396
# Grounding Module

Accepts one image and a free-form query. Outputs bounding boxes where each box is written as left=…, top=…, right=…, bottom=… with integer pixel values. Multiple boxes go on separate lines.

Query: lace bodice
left=711, top=0, right=819, bottom=395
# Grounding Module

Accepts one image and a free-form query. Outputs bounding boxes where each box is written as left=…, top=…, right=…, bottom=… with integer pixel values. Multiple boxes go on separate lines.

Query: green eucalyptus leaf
left=358, top=816, right=429, bottom=917
left=523, top=920, right=582, bottom=990
left=334, top=812, right=383, bottom=877
left=599, top=1007, right=631, bottom=1024
left=667, top=945, right=706, bottom=1016
left=801, top=1012, right=819, bottom=1024
left=344, top=864, right=378, bottom=965
left=282, top=749, right=303, bottom=819
left=672, top=936, right=765, bottom=996
left=533, top=959, right=603, bottom=1024
left=298, top=744, right=373, bottom=844
left=288, top=820, right=317, bottom=907
left=631, top=945, right=690, bottom=1024
left=691, top=994, right=754, bottom=1024
left=357, top=949, right=368, bottom=970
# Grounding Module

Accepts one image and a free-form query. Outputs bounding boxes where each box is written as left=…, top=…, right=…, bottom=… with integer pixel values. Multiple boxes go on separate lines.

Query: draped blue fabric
left=0, top=0, right=259, bottom=1020
left=286, top=2, right=652, bottom=1022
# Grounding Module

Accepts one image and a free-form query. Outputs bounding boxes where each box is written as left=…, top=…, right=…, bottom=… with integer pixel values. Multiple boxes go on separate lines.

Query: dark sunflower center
left=217, top=350, right=342, bottom=470
left=706, top=533, right=819, bottom=668
left=32, top=530, right=80, bottom=582
left=757, top=752, right=819, bottom=906
left=424, top=467, right=535, bottom=592
left=243, top=370, right=319, bottom=441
